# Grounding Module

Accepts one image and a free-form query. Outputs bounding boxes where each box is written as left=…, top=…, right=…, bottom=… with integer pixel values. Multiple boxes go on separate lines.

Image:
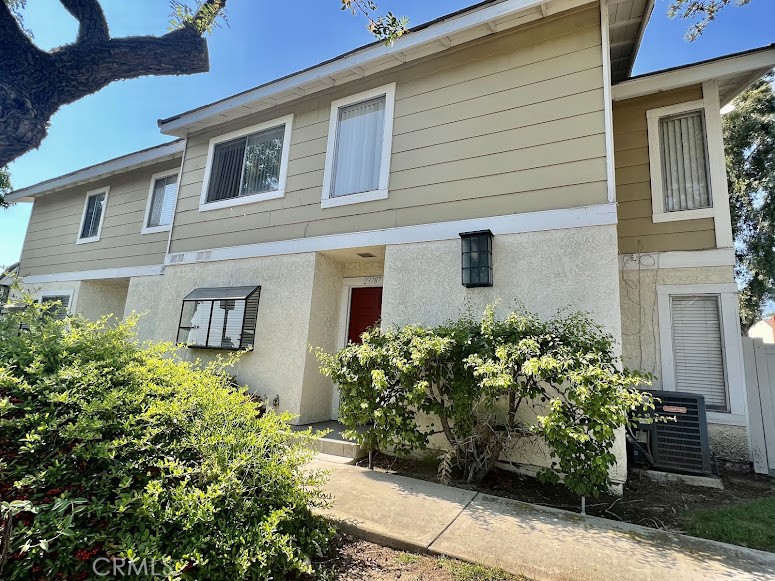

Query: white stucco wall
left=76, top=279, right=130, bottom=323
left=748, top=319, right=775, bottom=343
left=124, top=254, right=320, bottom=421
left=381, top=224, right=628, bottom=484
left=618, top=263, right=749, bottom=462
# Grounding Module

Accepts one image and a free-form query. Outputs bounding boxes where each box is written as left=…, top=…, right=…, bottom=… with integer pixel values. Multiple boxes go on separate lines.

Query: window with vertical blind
left=669, top=295, right=729, bottom=411
left=200, top=116, right=293, bottom=211
left=77, top=188, right=108, bottom=243
left=658, top=110, right=711, bottom=213
left=322, top=83, right=395, bottom=208
left=144, top=172, right=178, bottom=232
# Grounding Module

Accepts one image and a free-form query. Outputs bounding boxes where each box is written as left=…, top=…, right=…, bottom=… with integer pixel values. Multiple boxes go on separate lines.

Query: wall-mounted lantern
left=460, top=230, right=493, bottom=288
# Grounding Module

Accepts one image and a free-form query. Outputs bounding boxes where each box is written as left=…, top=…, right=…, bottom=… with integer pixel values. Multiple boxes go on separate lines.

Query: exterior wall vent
left=169, top=254, right=185, bottom=264
left=196, top=250, right=212, bottom=261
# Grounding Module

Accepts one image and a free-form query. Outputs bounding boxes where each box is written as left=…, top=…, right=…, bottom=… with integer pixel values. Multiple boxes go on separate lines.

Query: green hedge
left=0, top=301, right=332, bottom=580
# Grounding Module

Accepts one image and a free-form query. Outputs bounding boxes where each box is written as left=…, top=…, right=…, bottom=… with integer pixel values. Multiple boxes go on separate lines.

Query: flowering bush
left=318, top=306, right=654, bottom=497
left=0, top=300, right=332, bottom=580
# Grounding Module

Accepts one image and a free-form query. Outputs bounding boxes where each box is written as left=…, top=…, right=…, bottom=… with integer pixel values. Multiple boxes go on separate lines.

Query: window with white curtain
left=144, top=173, right=178, bottom=232
left=322, top=83, right=395, bottom=208
left=77, top=188, right=108, bottom=243
left=669, top=295, right=728, bottom=411
left=200, top=116, right=293, bottom=211
left=658, top=111, right=711, bottom=213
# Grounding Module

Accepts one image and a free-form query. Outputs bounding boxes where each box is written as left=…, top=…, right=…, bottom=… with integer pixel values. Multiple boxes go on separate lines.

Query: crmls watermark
left=92, top=557, right=175, bottom=577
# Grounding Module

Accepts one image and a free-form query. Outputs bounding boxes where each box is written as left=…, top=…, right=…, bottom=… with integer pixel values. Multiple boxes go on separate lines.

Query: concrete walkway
left=310, top=456, right=775, bottom=581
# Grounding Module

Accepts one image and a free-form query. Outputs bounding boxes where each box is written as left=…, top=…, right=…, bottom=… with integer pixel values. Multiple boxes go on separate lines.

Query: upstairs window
left=659, top=111, right=711, bottom=212
left=78, top=188, right=108, bottom=244
left=647, top=101, right=715, bottom=223
left=177, top=286, right=261, bottom=350
left=200, top=116, right=293, bottom=211
left=322, top=83, right=395, bottom=208
left=143, top=172, right=178, bottom=233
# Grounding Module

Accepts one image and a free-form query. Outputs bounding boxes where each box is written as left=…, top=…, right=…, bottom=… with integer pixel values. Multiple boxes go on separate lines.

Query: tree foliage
left=0, top=167, right=10, bottom=209
left=724, top=76, right=775, bottom=331
left=668, top=0, right=753, bottom=40
left=317, top=307, right=654, bottom=498
left=0, top=301, right=332, bottom=580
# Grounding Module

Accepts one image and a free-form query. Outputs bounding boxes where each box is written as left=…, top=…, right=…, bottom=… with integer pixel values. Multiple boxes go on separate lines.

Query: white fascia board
left=6, top=141, right=185, bottom=203
left=158, top=0, right=595, bottom=136
left=165, top=203, right=617, bottom=266
left=612, top=48, right=775, bottom=103
left=22, top=264, right=165, bottom=284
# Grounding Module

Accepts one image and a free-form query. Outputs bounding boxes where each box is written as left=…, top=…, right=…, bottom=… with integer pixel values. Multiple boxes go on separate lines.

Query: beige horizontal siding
left=613, top=85, right=716, bottom=254
left=170, top=5, right=607, bottom=253
left=19, top=160, right=180, bottom=277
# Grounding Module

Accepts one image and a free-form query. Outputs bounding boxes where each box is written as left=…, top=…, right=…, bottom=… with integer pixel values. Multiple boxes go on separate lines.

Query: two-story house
left=7, top=0, right=775, bottom=481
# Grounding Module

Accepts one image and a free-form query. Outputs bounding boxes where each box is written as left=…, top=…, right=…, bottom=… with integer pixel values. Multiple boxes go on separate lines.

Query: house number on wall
left=363, top=277, right=383, bottom=286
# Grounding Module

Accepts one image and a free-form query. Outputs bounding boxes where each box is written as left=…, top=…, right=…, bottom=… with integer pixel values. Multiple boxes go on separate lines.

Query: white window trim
left=321, top=83, right=396, bottom=209
left=38, top=289, right=75, bottom=314
left=199, top=114, right=294, bottom=212
left=656, top=283, right=748, bottom=426
left=76, top=186, right=110, bottom=245
left=142, top=169, right=179, bottom=235
left=646, top=84, right=734, bottom=248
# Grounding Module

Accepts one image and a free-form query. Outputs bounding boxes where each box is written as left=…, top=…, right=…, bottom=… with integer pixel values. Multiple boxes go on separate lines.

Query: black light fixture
left=460, top=230, right=493, bottom=288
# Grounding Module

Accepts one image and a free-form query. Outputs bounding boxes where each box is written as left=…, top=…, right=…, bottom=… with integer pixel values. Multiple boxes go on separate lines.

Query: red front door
left=347, top=287, right=383, bottom=344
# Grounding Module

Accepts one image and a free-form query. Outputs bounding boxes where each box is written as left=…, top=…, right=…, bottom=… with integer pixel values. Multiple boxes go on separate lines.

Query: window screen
left=205, top=125, right=285, bottom=204
left=80, top=191, right=106, bottom=239
left=40, top=295, right=71, bottom=321
left=670, top=295, right=728, bottom=411
left=659, top=111, right=711, bottom=212
left=147, top=174, right=177, bottom=228
left=331, top=95, right=386, bottom=197
left=177, top=286, right=261, bottom=350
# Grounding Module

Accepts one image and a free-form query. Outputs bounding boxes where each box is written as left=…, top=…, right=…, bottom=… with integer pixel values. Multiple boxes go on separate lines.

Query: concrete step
left=292, top=421, right=368, bottom=460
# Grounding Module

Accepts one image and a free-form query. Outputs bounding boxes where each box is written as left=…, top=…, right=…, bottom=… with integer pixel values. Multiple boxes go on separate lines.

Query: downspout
left=165, top=137, right=189, bottom=258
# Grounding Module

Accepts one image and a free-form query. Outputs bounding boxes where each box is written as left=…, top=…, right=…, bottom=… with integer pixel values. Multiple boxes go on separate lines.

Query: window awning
left=183, top=286, right=261, bottom=301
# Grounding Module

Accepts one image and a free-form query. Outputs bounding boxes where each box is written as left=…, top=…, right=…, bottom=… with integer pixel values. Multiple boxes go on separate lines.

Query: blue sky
left=1, top=0, right=774, bottom=269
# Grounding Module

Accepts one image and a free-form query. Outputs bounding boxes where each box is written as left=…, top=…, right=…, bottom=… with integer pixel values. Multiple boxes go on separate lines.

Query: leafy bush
left=0, top=300, right=332, bottom=580
left=317, top=306, right=653, bottom=497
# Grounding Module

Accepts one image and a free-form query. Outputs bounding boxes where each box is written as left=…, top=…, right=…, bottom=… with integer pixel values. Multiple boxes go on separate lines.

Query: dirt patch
left=314, top=534, right=526, bottom=580
left=361, top=454, right=775, bottom=535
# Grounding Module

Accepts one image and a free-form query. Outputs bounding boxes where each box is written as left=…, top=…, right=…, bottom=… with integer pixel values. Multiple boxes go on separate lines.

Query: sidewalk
left=310, top=456, right=775, bottom=581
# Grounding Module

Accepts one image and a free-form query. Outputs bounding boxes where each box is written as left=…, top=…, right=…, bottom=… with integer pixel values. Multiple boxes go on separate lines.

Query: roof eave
left=611, top=45, right=775, bottom=104
left=158, top=0, right=597, bottom=137
left=5, top=140, right=185, bottom=203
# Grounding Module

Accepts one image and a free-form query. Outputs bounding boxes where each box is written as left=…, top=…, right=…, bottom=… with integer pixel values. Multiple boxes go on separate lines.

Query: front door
left=347, top=287, right=383, bottom=344
left=332, top=286, right=383, bottom=419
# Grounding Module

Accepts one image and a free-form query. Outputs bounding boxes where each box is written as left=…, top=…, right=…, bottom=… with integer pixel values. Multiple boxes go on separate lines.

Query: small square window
left=177, top=286, right=261, bottom=350
left=460, top=230, right=493, bottom=288
left=39, top=293, right=73, bottom=320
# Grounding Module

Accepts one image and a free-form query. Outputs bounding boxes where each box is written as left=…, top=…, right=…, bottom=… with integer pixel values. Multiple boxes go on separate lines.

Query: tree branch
left=51, top=28, right=209, bottom=108
left=59, top=0, right=110, bottom=44
left=0, top=1, right=35, bottom=51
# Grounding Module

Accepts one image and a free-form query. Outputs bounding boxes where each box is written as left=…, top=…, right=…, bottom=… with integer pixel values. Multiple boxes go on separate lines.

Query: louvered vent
left=637, top=390, right=712, bottom=476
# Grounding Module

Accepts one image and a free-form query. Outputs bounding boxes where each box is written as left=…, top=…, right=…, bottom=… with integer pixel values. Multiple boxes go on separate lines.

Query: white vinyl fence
left=742, top=337, right=775, bottom=475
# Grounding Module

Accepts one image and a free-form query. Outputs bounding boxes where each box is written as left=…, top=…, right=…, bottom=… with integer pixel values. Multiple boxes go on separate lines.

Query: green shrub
left=317, top=306, right=653, bottom=497
left=0, top=300, right=333, bottom=580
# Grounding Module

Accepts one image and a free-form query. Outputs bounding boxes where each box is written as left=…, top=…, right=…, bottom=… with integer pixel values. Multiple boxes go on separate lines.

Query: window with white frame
left=657, top=283, right=746, bottom=425
left=143, top=172, right=178, bottom=233
left=647, top=101, right=714, bottom=223
left=77, top=188, right=108, bottom=243
left=39, top=291, right=74, bottom=320
left=200, top=116, right=293, bottom=211
left=322, top=83, right=395, bottom=208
